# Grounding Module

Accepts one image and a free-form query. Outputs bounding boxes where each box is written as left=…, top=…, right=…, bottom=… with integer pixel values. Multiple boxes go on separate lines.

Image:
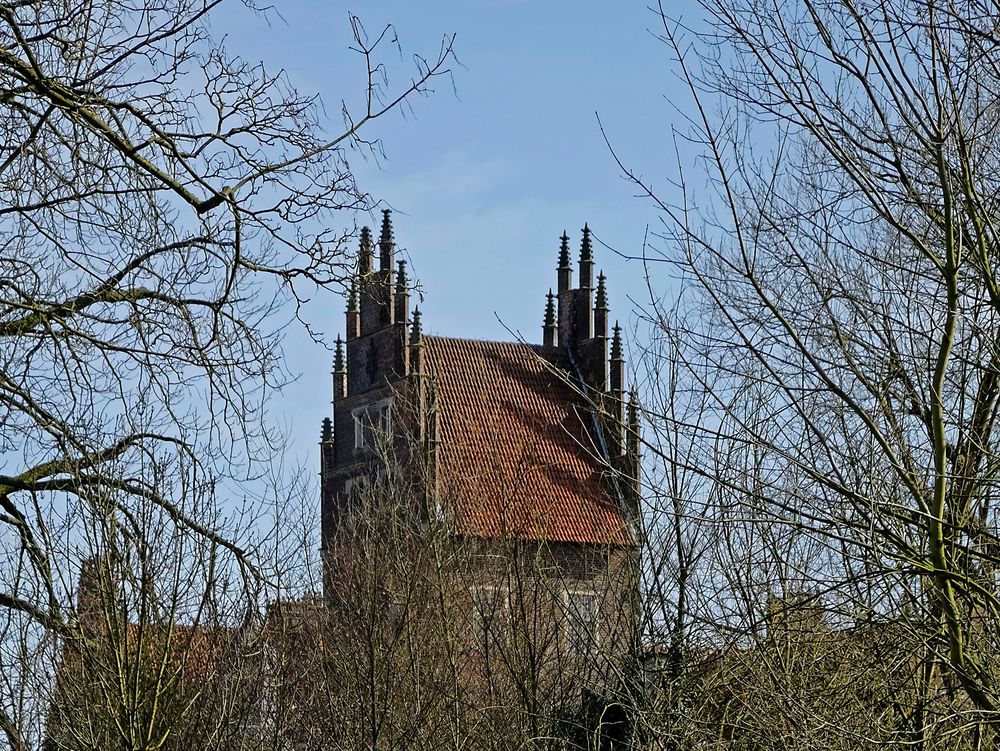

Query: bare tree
left=0, top=1, right=454, bottom=747
left=312, top=408, right=639, bottom=751
left=612, top=0, right=1000, bottom=746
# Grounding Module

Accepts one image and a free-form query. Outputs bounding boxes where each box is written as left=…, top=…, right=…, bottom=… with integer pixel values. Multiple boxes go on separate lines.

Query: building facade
left=319, top=211, right=641, bottom=684
left=50, top=212, right=643, bottom=751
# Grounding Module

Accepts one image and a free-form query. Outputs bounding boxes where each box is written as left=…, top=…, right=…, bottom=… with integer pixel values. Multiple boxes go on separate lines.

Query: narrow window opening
left=565, top=590, right=599, bottom=654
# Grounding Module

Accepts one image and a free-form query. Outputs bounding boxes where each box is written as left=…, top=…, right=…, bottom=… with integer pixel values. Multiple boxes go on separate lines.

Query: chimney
left=333, top=336, right=347, bottom=401
left=543, top=289, right=557, bottom=348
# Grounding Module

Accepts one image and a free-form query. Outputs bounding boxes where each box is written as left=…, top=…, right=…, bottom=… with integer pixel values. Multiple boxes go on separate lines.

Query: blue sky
left=213, top=1, right=686, bottom=470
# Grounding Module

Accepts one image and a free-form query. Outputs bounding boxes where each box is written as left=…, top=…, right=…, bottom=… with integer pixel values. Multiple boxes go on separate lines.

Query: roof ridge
left=423, top=334, right=544, bottom=349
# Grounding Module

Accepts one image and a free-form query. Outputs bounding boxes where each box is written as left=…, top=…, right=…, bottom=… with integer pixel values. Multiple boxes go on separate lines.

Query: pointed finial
left=578, top=224, right=595, bottom=292
left=358, top=226, right=374, bottom=274
left=628, top=388, right=640, bottom=426
left=396, top=260, right=408, bottom=292
left=321, top=417, right=333, bottom=443
left=595, top=272, right=608, bottom=309
left=347, top=278, right=358, bottom=312
left=379, top=209, right=394, bottom=246
left=543, top=289, right=558, bottom=348
left=558, top=231, right=571, bottom=268
left=556, top=231, right=574, bottom=294
left=333, top=335, right=345, bottom=373
left=410, top=307, right=422, bottom=346
left=611, top=321, right=623, bottom=360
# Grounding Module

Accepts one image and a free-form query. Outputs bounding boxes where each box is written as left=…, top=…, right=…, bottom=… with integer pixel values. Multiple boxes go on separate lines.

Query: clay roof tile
left=423, top=336, right=631, bottom=546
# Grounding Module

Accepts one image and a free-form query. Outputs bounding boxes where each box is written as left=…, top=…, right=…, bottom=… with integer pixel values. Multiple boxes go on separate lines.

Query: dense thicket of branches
left=0, top=1, right=453, bottom=748
left=26, top=0, right=1000, bottom=747
left=625, top=0, right=1000, bottom=747
left=309, top=439, right=638, bottom=751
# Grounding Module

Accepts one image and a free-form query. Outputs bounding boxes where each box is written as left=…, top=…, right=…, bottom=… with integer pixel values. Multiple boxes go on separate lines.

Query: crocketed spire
left=611, top=322, right=623, bottom=361
left=557, top=231, right=573, bottom=295
left=378, top=209, right=394, bottom=272
left=332, top=335, right=347, bottom=400
left=558, top=231, right=571, bottom=268
left=396, top=259, right=408, bottom=292
left=347, top=278, right=358, bottom=312
left=543, top=289, right=557, bottom=348
left=595, top=272, right=608, bottom=309
left=581, top=223, right=592, bottom=261
left=379, top=209, right=394, bottom=246
left=593, top=272, right=609, bottom=339
left=410, top=307, right=422, bottom=346
left=345, top=277, right=360, bottom=340
left=394, top=259, right=410, bottom=325
left=333, top=335, right=345, bottom=373
left=579, top=223, right=594, bottom=290
left=358, top=226, right=374, bottom=275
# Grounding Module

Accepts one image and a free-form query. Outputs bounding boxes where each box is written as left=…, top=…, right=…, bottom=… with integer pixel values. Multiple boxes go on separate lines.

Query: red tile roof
left=423, top=336, right=632, bottom=546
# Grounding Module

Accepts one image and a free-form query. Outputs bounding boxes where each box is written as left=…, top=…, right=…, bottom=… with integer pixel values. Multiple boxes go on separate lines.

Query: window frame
left=352, top=398, right=393, bottom=450
left=564, top=588, right=599, bottom=654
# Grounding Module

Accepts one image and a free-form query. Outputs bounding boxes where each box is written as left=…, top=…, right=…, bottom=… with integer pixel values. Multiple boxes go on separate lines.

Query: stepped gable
left=423, top=335, right=631, bottom=546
